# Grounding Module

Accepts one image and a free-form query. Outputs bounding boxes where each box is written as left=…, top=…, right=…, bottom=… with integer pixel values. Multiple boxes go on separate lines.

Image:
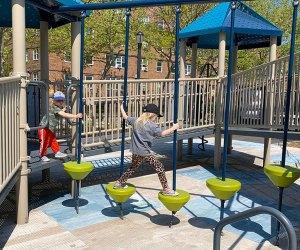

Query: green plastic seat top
left=264, top=164, right=300, bottom=188
left=64, top=161, right=94, bottom=180
left=106, top=182, right=136, bottom=203
left=158, top=189, right=190, bottom=212
left=206, top=178, right=241, bottom=201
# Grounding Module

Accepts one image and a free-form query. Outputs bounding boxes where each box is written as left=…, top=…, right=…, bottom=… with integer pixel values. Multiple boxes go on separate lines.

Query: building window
left=156, top=61, right=163, bottom=72
left=64, top=73, right=72, bottom=81
left=157, top=20, right=164, bottom=30
left=185, top=64, right=192, bottom=75
left=33, top=72, right=39, bottom=81
left=64, top=51, right=71, bottom=62
left=85, top=75, right=93, bottom=80
left=86, top=28, right=95, bottom=37
left=86, top=55, right=94, bottom=65
left=115, top=56, right=125, bottom=68
left=141, top=59, right=148, bottom=71
left=25, top=50, right=29, bottom=62
left=33, top=48, right=39, bottom=61
left=141, top=16, right=150, bottom=24
left=142, top=41, right=149, bottom=49
left=171, top=62, right=175, bottom=74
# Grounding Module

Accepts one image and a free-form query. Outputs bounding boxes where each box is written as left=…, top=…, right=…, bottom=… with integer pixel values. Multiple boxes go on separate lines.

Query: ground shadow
left=0, top=196, right=17, bottom=249
left=188, top=217, right=217, bottom=230
left=62, top=198, right=89, bottom=208
left=150, top=214, right=180, bottom=227
left=101, top=206, right=131, bottom=218
left=101, top=197, right=140, bottom=218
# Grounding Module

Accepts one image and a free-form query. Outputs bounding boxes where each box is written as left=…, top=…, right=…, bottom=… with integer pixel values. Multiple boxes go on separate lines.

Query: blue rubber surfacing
left=39, top=140, right=300, bottom=244
left=40, top=184, right=162, bottom=231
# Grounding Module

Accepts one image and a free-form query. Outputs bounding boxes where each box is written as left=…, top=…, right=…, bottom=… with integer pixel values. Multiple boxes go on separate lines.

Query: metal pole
left=281, top=0, right=298, bottom=167
left=172, top=5, right=180, bottom=191
left=137, top=42, right=142, bottom=79
left=276, top=187, right=284, bottom=245
left=221, top=1, right=236, bottom=181
left=220, top=200, right=225, bottom=220
left=120, top=8, right=131, bottom=176
left=77, top=12, right=86, bottom=164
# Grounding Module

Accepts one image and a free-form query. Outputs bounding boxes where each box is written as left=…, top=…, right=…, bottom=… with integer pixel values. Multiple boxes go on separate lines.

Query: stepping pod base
left=63, top=161, right=94, bottom=214
left=264, top=164, right=300, bottom=188
left=206, top=178, right=241, bottom=201
left=106, top=182, right=136, bottom=219
left=158, top=190, right=190, bottom=227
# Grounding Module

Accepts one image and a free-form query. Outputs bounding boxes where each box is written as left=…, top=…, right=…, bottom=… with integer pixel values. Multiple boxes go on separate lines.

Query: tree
left=237, top=0, right=297, bottom=71
left=0, top=28, right=12, bottom=77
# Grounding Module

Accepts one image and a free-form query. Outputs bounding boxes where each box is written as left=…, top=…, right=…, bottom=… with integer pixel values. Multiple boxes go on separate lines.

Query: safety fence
left=0, top=76, right=22, bottom=194
left=226, top=52, right=300, bottom=129
left=80, top=78, right=217, bottom=147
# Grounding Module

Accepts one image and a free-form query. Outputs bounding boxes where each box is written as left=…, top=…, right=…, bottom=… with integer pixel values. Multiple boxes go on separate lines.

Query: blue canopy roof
left=0, top=0, right=83, bottom=29
left=179, top=2, right=283, bottom=50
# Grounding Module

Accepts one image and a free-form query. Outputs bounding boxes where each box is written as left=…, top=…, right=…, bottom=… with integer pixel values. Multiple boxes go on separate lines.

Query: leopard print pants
left=117, top=154, right=169, bottom=189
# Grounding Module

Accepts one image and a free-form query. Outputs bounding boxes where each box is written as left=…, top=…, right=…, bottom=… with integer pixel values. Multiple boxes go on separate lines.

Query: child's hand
left=120, top=102, right=125, bottom=110
left=76, top=113, right=83, bottom=119
left=173, top=123, right=179, bottom=130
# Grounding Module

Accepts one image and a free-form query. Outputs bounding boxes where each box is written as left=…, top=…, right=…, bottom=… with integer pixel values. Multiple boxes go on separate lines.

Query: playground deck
left=1, top=138, right=300, bottom=249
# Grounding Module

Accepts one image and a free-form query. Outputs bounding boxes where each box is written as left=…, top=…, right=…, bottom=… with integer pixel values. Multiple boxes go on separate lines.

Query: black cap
left=143, top=104, right=163, bottom=117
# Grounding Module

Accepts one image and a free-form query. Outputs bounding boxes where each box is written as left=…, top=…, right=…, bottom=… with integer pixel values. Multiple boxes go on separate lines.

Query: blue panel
left=180, top=1, right=283, bottom=50
left=222, top=9, right=282, bottom=36
left=0, top=0, right=83, bottom=29
left=179, top=3, right=230, bottom=39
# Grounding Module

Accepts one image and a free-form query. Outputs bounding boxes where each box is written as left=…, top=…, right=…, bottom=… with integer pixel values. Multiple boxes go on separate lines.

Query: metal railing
left=80, top=78, right=217, bottom=147
left=213, top=206, right=297, bottom=250
left=0, top=76, right=22, bottom=197
left=225, top=52, right=300, bottom=129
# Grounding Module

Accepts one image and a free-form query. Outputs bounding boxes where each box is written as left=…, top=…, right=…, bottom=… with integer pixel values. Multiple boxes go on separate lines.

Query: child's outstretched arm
left=120, top=102, right=128, bottom=120
left=58, top=110, right=82, bottom=119
left=161, top=123, right=179, bottom=137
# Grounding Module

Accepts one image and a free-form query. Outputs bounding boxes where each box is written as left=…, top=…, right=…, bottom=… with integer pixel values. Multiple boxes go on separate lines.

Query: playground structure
left=0, top=0, right=300, bottom=248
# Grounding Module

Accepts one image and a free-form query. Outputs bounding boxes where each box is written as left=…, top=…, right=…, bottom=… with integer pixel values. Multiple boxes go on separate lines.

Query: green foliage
left=236, top=0, right=298, bottom=71
left=0, top=28, right=12, bottom=77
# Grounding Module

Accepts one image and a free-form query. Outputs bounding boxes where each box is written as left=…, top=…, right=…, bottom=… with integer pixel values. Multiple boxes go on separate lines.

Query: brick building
left=26, top=46, right=193, bottom=82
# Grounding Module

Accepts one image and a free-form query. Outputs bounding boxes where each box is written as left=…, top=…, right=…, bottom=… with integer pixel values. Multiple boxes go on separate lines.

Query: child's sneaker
left=113, top=181, right=128, bottom=189
left=41, top=156, right=50, bottom=162
left=55, top=152, right=68, bottom=158
left=161, top=189, right=179, bottom=196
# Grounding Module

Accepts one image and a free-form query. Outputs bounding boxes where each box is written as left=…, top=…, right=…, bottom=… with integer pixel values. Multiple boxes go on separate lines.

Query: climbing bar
left=77, top=11, right=86, bottom=164
left=120, top=8, right=131, bottom=176
left=281, top=0, right=299, bottom=167
left=172, top=5, right=180, bottom=191
left=221, top=1, right=236, bottom=181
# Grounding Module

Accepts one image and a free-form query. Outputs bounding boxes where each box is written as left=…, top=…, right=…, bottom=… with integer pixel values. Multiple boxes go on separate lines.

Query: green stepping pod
left=106, top=182, right=136, bottom=203
left=206, top=178, right=241, bottom=201
left=264, top=164, right=300, bottom=188
left=158, top=190, right=190, bottom=212
left=64, top=161, right=94, bottom=180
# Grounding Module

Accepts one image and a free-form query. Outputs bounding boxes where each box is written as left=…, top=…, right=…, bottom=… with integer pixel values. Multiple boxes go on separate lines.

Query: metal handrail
left=26, top=80, right=49, bottom=131
left=213, top=206, right=297, bottom=250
